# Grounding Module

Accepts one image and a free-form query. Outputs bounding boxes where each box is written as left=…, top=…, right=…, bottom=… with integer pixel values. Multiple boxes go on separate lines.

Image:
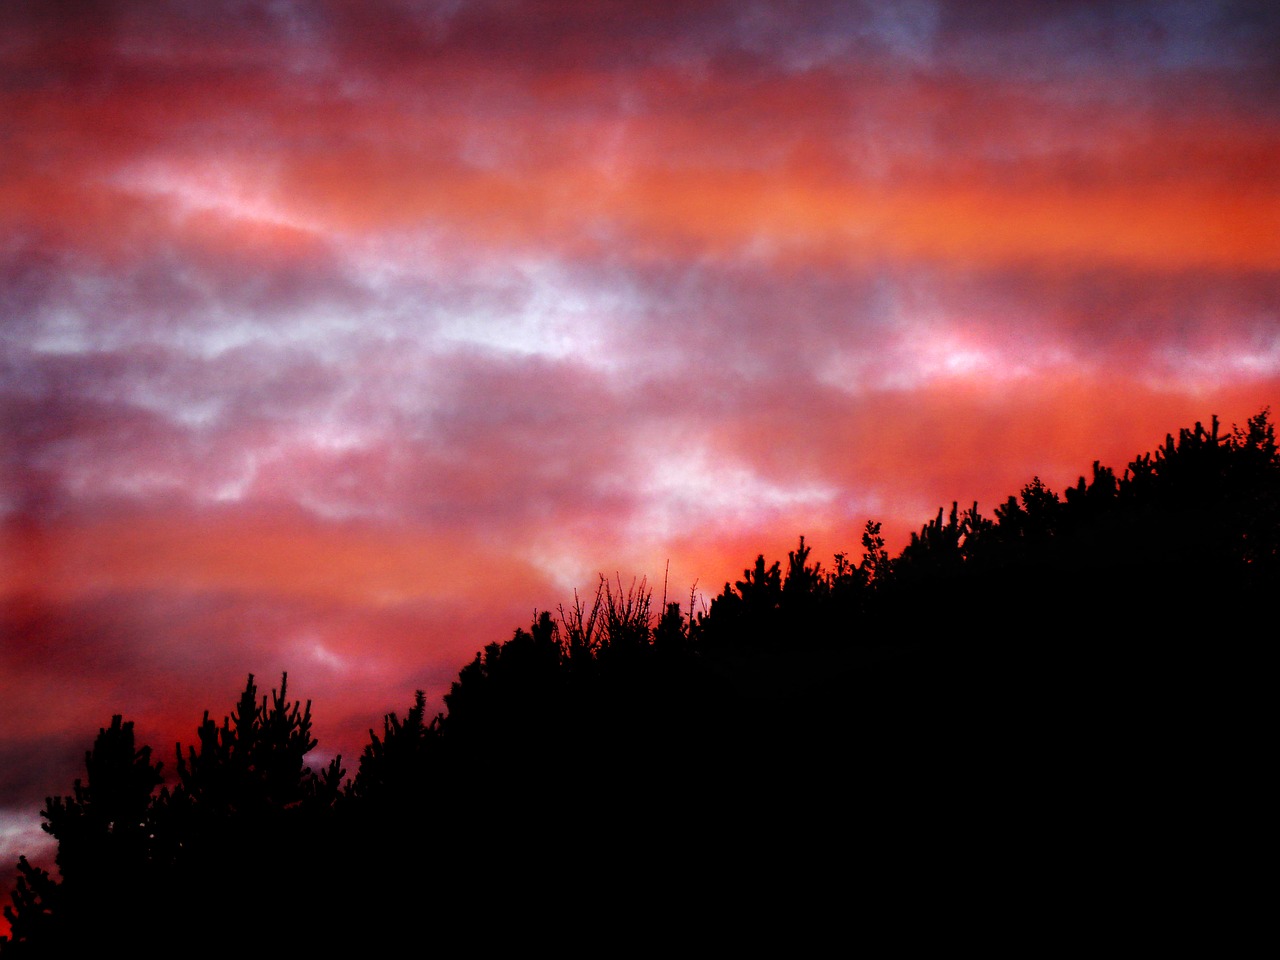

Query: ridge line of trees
left=3, top=409, right=1275, bottom=953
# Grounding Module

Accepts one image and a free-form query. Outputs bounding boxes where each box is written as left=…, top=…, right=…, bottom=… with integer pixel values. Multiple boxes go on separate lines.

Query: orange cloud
left=0, top=511, right=554, bottom=609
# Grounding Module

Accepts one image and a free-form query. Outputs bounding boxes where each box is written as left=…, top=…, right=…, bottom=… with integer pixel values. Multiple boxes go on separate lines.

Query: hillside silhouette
left=3, top=410, right=1274, bottom=952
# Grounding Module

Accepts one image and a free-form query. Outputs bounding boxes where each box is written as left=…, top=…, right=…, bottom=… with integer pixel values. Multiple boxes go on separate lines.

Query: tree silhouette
left=349, top=689, right=436, bottom=808
left=5, top=408, right=1276, bottom=953
left=2, top=675, right=344, bottom=954
left=1, top=717, right=162, bottom=956
left=1, top=859, right=58, bottom=954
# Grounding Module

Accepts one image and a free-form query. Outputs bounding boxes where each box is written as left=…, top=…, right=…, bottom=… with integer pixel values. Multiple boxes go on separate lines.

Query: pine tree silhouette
left=6, top=409, right=1275, bottom=954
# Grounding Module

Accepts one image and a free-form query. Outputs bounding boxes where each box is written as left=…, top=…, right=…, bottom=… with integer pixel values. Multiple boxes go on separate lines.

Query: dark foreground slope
left=4, top=411, right=1274, bottom=953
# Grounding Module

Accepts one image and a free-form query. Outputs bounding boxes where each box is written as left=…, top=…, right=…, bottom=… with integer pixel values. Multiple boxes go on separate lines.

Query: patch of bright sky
left=300, top=420, right=369, bottom=454
left=344, top=235, right=646, bottom=376
left=111, top=160, right=323, bottom=236
left=633, top=445, right=839, bottom=542
left=128, top=383, right=225, bottom=429
left=26, top=168, right=372, bottom=363
left=343, top=228, right=465, bottom=293
left=1145, top=336, right=1280, bottom=393
left=521, top=445, right=843, bottom=596
left=818, top=320, right=1077, bottom=393
left=523, top=542, right=618, bottom=600
left=198, top=301, right=395, bottom=361
left=293, top=493, right=396, bottom=523
left=29, top=310, right=95, bottom=356
left=61, top=463, right=187, bottom=502
left=146, top=299, right=368, bottom=361
left=0, top=812, right=51, bottom=873
left=30, top=298, right=370, bottom=365
left=211, top=452, right=260, bottom=504
left=302, top=637, right=354, bottom=674
left=208, top=420, right=376, bottom=510
left=433, top=260, right=628, bottom=369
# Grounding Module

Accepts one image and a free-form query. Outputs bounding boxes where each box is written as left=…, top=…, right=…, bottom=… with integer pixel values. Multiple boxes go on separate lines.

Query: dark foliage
left=4, top=409, right=1274, bottom=953
left=2, top=676, right=344, bottom=954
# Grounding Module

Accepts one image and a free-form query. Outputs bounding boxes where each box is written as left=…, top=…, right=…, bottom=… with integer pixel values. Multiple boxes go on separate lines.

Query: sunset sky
left=2, top=0, right=1278, bottom=905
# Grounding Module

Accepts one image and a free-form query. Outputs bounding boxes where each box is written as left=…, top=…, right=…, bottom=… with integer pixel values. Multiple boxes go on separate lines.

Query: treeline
left=699, top=409, right=1278, bottom=644
left=3, top=410, right=1275, bottom=953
